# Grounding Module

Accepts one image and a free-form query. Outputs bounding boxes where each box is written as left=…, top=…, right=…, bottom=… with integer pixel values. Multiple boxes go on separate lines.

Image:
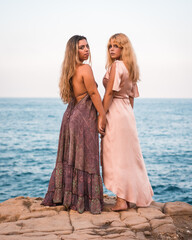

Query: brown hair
left=59, top=35, right=90, bottom=103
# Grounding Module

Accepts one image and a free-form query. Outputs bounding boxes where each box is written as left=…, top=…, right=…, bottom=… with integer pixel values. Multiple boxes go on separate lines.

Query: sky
left=0, top=0, right=192, bottom=98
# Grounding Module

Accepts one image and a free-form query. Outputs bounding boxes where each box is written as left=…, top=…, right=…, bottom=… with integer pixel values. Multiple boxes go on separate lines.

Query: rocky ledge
left=0, top=195, right=192, bottom=240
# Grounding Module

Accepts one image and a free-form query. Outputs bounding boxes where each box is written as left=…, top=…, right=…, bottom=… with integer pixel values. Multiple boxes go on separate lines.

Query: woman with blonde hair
left=102, top=33, right=153, bottom=211
left=41, top=35, right=106, bottom=214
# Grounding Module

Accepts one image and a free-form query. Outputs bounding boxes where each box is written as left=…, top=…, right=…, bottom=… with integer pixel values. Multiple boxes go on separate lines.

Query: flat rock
left=0, top=221, right=22, bottom=235
left=149, top=201, right=165, bottom=211
left=0, top=235, right=59, bottom=240
left=70, top=210, right=121, bottom=231
left=152, top=223, right=177, bottom=234
left=120, top=208, right=138, bottom=221
left=91, top=212, right=120, bottom=227
left=131, top=222, right=151, bottom=231
left=122, top=215, right=148, bottom=227
left=150, top=217, right=173, bottom=229
left=136, top=231, right=147, bottom=239
left=19, top=210, right=57, bottom=220
left=144, top=230, right=151, bottom=236
left=21, top=231, right=68, bottom=236
left=0, top=211, right=72, bottom=235
left=61, top=228, right=135, bottom=240
left=69, top=211, right=97, bottom=230
left=110, top=220, right=126, bottom=227
left=164, top=201, right=192, bottom=216
left=103, top=229, right=136, bottom=239
left=0, top=196, right=192, bottom=240
left=0, top=197, right=31, bottom=223
left=60, top=228, right=103, bottom=240
left=138, top=207, right=165, bottom=220
left=29, top=198, right=64, bottom=212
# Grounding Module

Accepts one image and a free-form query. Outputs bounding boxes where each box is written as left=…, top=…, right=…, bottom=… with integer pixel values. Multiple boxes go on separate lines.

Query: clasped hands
left=98, top=114, right=106, bottom=136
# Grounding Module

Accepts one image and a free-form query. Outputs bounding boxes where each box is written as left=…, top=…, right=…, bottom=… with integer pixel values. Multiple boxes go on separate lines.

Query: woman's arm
left=102, top=63, right=116, bottom=113
left=82, top=65, right=106, bottom=134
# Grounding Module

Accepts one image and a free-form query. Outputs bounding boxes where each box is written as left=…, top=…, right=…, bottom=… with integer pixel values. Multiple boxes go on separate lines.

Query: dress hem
left=104, top=183, right=154, bottom=208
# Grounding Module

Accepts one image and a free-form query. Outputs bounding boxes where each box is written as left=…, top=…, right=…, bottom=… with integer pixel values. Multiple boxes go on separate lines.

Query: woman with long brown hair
left=102, top=33, right=153, bottom=211
left=41, top=35, right=106, bottom=214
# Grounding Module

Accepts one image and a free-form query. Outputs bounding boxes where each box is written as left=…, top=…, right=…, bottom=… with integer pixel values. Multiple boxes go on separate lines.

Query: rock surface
left=0, top=195, right=192, bottom=239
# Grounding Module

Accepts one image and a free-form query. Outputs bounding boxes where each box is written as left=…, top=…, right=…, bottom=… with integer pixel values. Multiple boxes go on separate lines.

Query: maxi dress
left=102, top=60, right=154, bottom=207
left=41, top=94, right=103, bottom=214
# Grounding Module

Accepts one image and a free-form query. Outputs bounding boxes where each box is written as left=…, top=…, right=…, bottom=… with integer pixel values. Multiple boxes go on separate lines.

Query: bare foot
left=111, top=197, right=128, bottom=211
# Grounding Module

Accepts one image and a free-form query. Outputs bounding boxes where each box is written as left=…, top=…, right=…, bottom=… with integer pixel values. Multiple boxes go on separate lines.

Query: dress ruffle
left=41, top=165, right=103, bottom=214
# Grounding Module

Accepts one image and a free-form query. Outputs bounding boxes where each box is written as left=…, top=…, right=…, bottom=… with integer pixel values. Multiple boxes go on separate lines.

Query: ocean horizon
left=0, top=98, right=191, bottom=204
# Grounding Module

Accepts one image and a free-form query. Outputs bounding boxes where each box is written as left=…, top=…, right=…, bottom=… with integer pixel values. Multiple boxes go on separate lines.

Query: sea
left=0, top=98, right=192, bottom=204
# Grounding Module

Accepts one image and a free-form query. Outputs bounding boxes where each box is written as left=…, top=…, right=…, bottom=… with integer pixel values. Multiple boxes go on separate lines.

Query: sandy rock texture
left=0, top=195, right=192, bottom=240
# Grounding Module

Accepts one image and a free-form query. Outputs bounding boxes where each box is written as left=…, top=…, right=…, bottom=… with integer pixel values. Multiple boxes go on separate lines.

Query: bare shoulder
left=78, top=64, right=93, bottom=77
left=81, top=64, right=92, bottom=72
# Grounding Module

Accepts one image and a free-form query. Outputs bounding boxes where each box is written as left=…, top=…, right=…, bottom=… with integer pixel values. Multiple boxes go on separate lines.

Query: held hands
left=98, top=114, right=106, bottom=136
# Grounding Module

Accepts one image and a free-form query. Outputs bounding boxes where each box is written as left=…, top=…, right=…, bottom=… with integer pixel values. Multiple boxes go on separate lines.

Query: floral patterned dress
left=41, top=94, right=103, bottom=214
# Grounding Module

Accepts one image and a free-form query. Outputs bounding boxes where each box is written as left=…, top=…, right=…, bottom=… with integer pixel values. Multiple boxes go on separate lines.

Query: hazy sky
left=0, top=0, right=192, bottom=98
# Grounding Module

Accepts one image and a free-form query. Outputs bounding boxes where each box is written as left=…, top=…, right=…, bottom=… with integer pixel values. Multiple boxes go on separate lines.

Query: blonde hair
left=106, top=33, right=140, bottom=82
left=59, top=35, right=90, bottom=103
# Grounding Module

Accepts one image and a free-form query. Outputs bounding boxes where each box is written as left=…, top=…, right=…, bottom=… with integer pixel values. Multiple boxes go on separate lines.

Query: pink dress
left=102, top=60, right=154, bottom=207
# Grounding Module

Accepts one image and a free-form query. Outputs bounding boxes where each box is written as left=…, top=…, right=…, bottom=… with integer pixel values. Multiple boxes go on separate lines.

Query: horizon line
left=0, top=97, right=191, bottom=99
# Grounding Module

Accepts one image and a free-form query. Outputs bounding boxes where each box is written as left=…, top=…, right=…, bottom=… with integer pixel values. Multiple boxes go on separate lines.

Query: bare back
left=72, top=63, right=106, bottom=134
left=72, top=64, right=88, bottom=103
